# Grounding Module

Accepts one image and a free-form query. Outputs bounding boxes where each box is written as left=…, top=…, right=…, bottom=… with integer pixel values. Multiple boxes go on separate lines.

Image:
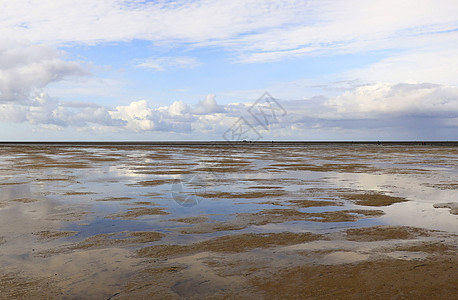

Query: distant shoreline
left=0, top=141, right=457, bottom=146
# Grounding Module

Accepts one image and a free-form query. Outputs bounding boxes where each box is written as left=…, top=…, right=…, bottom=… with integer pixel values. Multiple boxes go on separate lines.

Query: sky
left=1, top=0, right=458, bottom=141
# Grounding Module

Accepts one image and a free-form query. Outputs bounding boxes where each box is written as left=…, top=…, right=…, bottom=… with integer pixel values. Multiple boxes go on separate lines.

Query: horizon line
left=0, top=140, right=457, bottom=145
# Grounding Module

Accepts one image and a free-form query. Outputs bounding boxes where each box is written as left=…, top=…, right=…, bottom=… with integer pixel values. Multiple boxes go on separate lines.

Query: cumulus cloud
left=0, top=39, right=87, bottom=103
left=191, top=94, right=225, bottom=115
left=168, top=101, right=190, bottom=117
left=0, top=91, right=228, bottom=132
left=0, top=39, right=124, bottom=129
left=109, top=100, right=156, bottom=131
left=106, top=84, right=457, bottom=139
left=1, top=84, right=457, bottom=139
left=265, top=82, right=458, bottom=139
left=2, top=1, right=456, bottom=141
left=0, top=92, right=123, bottom=128
left=107, top=95, right=226, bottom=132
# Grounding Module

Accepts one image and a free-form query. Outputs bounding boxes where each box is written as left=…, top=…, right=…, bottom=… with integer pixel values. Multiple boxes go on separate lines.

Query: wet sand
left=0, top=143, right=457, bottom=299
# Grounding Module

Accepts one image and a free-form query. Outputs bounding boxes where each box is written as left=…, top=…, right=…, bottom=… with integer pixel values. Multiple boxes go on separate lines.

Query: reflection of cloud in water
left=108, top=165, right=148, bottom=179
left=0, top=184, right=91, bottom=257
left=0, top=199, right=61, bottom=256
left=327, top=172, right=458, bottom=233
left=0, top=183, right=33, bottom=201
left=328, top=172, right=458, bottom=203
left=0, top=144, right=457, bottom=298
left=2, top=247, right=143, bottom=299
left=379, top=201, right=458, bottom=233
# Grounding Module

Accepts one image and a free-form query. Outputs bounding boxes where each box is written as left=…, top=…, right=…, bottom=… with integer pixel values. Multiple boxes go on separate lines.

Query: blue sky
left=1, top=0, right=457, bottom=140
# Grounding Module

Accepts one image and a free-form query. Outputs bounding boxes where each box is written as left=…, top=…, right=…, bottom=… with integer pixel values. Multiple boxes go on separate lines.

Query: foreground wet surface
left=0, top=143, right=457, bottom=299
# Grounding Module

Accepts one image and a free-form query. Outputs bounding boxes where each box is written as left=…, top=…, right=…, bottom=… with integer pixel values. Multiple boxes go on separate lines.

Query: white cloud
left=168, top=101, right=190, bottom=117
left=0, top=92, right=122, bottom=128
left=3, top=1, right=457, bottom=64
left=0, top=0, right=308, bottom=45
left=233, top=0, right=458, bottom=62
left=1, top=85, right=457, bottom=140
left=191, top=94, right=224, bottom=115
left=0, top=103, right=27, bottom=123
left=109, top=100, right=156, bottom=131
left=2, top=1, right=457, bottom=140
left=136, top=56, right=200, bottom=71
left=325, top=82, right=458, bottom=118
left=347, top=45, right=458, bottom=85
left=105, top=84, right=458, bottom=139
left=0, top=39, right=87, bottom=103
left=1, top=0, right=458, bottom=100
left=1, top=0, right=457, bottom=97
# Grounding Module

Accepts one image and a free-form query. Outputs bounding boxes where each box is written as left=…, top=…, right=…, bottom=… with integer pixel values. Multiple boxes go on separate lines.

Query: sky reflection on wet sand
left=0, top=144, right=456, bottom=298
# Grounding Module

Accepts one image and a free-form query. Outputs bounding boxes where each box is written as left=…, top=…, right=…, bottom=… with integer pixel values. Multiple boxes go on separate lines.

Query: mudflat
left=0, top=143, right=457, bottom=299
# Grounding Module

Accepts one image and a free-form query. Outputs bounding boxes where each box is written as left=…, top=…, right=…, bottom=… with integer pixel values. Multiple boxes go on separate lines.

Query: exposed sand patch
left=16, top=159, right=93, bottom=169
left=433, top=202, right=458, bottom=215
left=269, top=163, right=376, bottom=173
left=255, top=200, right=285, bottom=206
left=391, top=241, right=456, bottom=253
left=40, top=177, right=75, bottom=182
left=46, top=211, right=89, bottom=222
left=127, top=179, right=175, bottom=187
left=64, top=191, right=97, bottom=196
left=195, top=166, right=253, bottom=173
left=287, top=199, right=344, bottom=208
left=174, top=221, right=248, bottom=234
left=251, top=256, right=458, bottom=299
left=73, top=232, right=164, bottom=250
left=141, top=192, right=162, bottom=198
left=135, top=170, right=193, bottom=176
left=169, top=216, right=209, bottom=224
left=38, top=231, right=165, bottom=256
left=128, top=231, right=166, bottom=243
left=46, top=211, right=88, bottom=222
left=128, top=201, right=159, bottom=206
left=382, top=168, right=430, bottom=174
left=137, top=232, right=322, bottom=258
left=199, top=190, right=286, bottom=199
left=254, top=208, right=384, bottom=223
left=0, top=182, right=30, bottom=186
left=345, top=226, right=432, bottom=241
left=174, top=208, right=384, bottom=234
left=122, top=225, right=458, bottom=299
left=33, top=230, right=77, bottom=241
left=141, top=265, right=187, bottom=275
left=96, top=197, right=134, bottom=202
left=106, top=207, right=170, bottom=219
left=247, top=186, right=285, bottom=189
left=0, top=273, right=61, bottom=299
left=342, top=193, right=408, bottom=206
left=11, top=198, right=39, bottom=203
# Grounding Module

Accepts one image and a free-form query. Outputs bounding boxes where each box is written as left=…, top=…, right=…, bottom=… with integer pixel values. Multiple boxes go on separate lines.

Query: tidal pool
left=0, top=143, right=456, bottom=299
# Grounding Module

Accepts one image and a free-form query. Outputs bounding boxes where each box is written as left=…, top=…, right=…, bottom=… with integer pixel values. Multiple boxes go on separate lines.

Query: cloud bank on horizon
left=0, top=0, right=457, bottom=140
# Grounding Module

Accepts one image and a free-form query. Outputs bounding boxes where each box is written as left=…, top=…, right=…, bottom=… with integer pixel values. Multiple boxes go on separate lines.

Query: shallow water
left=0, top=143, right=457, bottom=298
